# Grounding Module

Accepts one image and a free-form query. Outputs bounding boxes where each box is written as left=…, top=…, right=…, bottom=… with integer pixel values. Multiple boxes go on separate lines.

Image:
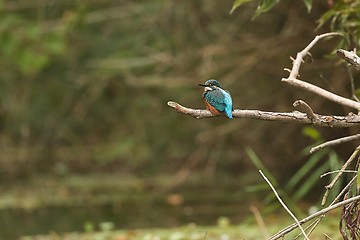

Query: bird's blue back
left=204, top=88, right=233, bottom=119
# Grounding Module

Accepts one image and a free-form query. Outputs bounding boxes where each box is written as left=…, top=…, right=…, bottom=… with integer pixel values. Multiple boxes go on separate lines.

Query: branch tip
left=293, top=100, right=316, bottom=119
left=167, top=101, right=177, bottom=108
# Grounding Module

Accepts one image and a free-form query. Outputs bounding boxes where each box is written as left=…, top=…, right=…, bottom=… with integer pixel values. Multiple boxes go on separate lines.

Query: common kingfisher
left=198, top=79, right=233, bottom=119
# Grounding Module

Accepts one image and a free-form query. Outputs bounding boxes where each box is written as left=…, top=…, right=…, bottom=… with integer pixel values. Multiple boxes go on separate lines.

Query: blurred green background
left=1, top=0, right=360, bottom=239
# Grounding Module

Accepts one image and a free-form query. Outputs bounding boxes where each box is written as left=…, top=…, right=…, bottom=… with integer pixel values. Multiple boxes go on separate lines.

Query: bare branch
left=289, top=32, right=341, bottom=79
left=337, top=49, right=360, bottom=70
left=321, top=145, right=360, bottom=206
left=282, top=77, right=360, bottom=110
left=281, top=33, right=360, bottom=110
left=320, top=170, right=357, bottom=178
left=259, top=170, right=310, bottom=240
left=268, top=194, right=360, bottom=240
left=287, top=32, right=341, bottom=79
left=311, top=134, right=360, bottom=153
left=303, top=176, right=357, bottom=239
left=167, top=101, right=360, bottom=127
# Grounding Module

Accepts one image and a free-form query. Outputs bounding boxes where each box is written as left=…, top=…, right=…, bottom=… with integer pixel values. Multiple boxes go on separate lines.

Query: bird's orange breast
left=204, top=100, right=221, bottom=115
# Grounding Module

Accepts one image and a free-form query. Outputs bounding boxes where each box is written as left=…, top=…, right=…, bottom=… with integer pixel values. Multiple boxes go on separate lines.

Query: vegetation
left=1, top=0, right=360, bottom=239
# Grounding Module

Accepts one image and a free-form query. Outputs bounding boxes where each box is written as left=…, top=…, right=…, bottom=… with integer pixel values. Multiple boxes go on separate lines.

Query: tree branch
left=321, top=145, right=360, bottom=206
left=282, top=77, right=360, bottom=110
left=268, top=194, right=360, bottom=240
left=282, top=33, right=360, bottom=111
left=287, top=33, right=341, bottom=79
left=311, top=134, right=360, bottom=153
left=337, top=49, right=360, bottom=70
left=167, top=101, right=360, bottom=127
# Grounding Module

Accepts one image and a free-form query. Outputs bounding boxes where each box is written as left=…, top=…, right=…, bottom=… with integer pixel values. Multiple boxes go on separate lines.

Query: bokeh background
left=0, top=0, right=359, bottom=238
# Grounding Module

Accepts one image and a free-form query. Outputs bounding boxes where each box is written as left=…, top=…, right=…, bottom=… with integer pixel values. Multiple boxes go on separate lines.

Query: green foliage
left=0, top=0, right=356, bottom=195
left=230, top=0, right=253, bottom=14
left=245, top=147, right=300, bottom=213
left=302, top=126, right=322, bottom=142
left=254, top=0, right=280, bottom=17
left=303, top=0, right=313, bottom=13
left=318, top=1, right=360, bottom=48
left=231, top=0, right=312, bottom=15
left=0, top=14, right=66, bottom=76
left=246, top=126, right=345, bottom=211
left=231, top=0, right=360, bottom=47
left=20, top=217, right=342, bottom=240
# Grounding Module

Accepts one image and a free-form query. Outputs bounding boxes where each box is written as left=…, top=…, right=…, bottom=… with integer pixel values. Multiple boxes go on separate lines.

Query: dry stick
left=259, top=170, right=310, bottom=240
left=320, top=170, right=357, bottom=178
left=282, top=33, right=360, bottom=110
left=250, top=205, right=269, bottom=239
left=167, top=101, right=360, bottom=127
left=311, top=133, right=360, bottom=153
left=268, top=194, right=360, bottom=240
left=298, top=218, right=322, bottom=240
left=321, top=145, right=360, bottom=206
left=272, top=157, right=358, bottom=240
left=294, top=176, right=357, bottom=239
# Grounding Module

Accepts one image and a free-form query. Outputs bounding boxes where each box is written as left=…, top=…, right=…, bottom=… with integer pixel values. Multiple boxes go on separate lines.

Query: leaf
left=285, top=150, right=328, bottom=190
left=245, top=147, right=279, bottom=186
left=303, top=0, right=312, bottom=13
left=302, top=126, right=322, bottom=141
left=293, top=160, right=330, bottom=200
left=254, top=0, right=280, bottom=16
left=229, top=0, right=253, bottom=14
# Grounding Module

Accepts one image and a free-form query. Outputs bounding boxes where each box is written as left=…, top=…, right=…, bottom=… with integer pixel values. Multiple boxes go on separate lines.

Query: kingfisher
left=198, top=79, right=233, bottom=119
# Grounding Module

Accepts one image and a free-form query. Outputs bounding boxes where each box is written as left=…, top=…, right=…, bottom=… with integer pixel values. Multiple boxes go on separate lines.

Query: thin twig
left=345, top=64, right=360, bottom=102
left=297, top=217, right=322, bottom=240
left=299, top=176, right=357, bottom=239
left=320, top=170, right=357, bottom=178
left=321, top=145, right=360, bottom=206
left=259, top=170, right=310, bottom=240
left=288, top=33, right=341, bottom=79
left=311, top=134, right=360, bottom=153
left=268, top=194, right=360, bottom=240
left=167, top=101, right=360, bottom=127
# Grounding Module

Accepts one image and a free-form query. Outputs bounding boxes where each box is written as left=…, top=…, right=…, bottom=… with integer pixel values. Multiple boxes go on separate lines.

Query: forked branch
left=167, top=101, right=360, bottom=127
left=282, top=32, right=360, bottom=111
left=167, top=32, right=360, bottom=239
left=168, top=33, right=360, bottom=125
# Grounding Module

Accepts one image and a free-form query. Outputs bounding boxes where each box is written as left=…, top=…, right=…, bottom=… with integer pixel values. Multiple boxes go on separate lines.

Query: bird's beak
left=198, top=83, right=207, bottom=87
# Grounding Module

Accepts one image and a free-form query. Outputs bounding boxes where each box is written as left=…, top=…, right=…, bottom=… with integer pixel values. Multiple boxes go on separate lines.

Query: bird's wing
left=222, top=90, right=233, bottom=110
left=222, top=90, right=233, bottom=118
left=204, top=89, right=226, bottom=112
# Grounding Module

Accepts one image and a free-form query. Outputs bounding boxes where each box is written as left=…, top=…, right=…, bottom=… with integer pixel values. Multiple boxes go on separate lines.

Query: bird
left=198, top=79, right=233, bottom=119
